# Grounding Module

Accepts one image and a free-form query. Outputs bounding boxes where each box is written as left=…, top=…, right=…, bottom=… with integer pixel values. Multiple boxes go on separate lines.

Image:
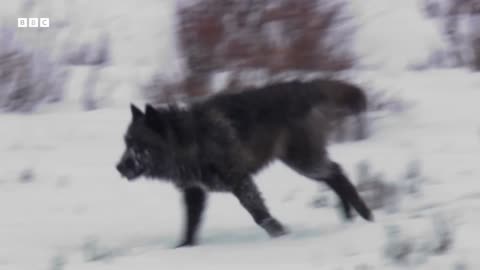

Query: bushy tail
left=309, top=79, right=368, bottom=141
left=313, top=79, right=367, bottom=118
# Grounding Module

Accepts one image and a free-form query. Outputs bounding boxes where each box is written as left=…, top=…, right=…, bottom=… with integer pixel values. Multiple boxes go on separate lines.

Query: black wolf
left=116, top=79, right=373, bottom=247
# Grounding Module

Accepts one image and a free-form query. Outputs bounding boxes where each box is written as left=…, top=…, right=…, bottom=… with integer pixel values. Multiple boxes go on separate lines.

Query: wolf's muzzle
left=116, top=162, right=142, bottom=181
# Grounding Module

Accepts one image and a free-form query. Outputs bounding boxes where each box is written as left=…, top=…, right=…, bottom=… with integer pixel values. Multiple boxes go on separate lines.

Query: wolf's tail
left=313, top=79, right=367, bottom=118
left=308, top=79, right=368, bottom=141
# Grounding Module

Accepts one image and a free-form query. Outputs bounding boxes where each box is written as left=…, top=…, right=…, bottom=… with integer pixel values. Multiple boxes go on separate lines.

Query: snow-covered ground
left=2, top=0, right=480, bottom=269
left=1, top=69, right=480, bottom=270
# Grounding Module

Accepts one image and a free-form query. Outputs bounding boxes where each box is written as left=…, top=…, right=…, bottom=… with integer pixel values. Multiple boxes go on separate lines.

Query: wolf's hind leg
left=323, top=177, right=354, bottom=220
left=281, top=153, right=372, bottom=221
left=177, top=186, right=207, bottom=247
left=281, top=157, right=354, bottom=221
left=232, top=178, right=288, bottom=237
left=323, top=162, right=373, bottom=221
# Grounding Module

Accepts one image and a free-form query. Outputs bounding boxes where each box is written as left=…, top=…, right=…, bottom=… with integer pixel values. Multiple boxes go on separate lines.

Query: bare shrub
left=384, top=225, right=414, bottom=265
left=59, top=31, right=111, bottom=66
left=356, top=157, right=428, bottom=214
left=142, top=72, right=186, bottom=106
left=383, top=213, right=456, bottom=266
left=429, top=213, right=455, bottom=254
left=403, top=159, right=424, bottom=196
left=309, top=186, right=335, bottom=209
left=356, top=161, right=400, bottom=213
left=49, top=254, right=66, bottom=270
left=223, top=68, right=271, bottom=93
left=471, top=19, right=480, bottom=69
left=82, top=237, right=113, bottom=262
left=18, top=168, right=35, bottom=183
left=453, top=261, right=469, bottom=270
left=423, top=0, right=480, bottom=69
left=366, top=88, right=410, bottom=114
left=0, top=25, right=67, bottom=113
left=176, top=0, right=356, bottom=99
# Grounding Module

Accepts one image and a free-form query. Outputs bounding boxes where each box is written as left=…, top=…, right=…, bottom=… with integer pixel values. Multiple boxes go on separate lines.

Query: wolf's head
left=116, top=104, right=175, bottom=181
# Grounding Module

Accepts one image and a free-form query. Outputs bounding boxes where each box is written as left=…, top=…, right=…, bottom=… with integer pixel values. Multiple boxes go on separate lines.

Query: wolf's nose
left=116, top=163, right=123, bottom=173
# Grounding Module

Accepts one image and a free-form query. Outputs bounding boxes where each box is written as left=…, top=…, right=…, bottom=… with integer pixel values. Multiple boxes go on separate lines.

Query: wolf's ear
left=144, top=103, right=161, bottom=128
left=130, top=103, right=143, bottom=120
left=145, top=104, right=156, bottom=116
left=144, top=104, right=170, bottom=137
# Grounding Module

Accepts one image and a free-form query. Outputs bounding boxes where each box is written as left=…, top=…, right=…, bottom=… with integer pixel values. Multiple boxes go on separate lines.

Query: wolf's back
left=199, top=79, right=367, bottom=130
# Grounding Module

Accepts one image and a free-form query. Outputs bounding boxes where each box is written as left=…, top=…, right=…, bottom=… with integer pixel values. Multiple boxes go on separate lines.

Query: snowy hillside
left=0, top=0, right=458, bottom=110
left=1, top=70, right=480, bottom=269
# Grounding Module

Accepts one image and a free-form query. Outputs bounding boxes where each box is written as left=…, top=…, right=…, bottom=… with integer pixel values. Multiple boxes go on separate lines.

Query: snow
left=2, top=0, right=480, bottom=269
left=1, top=70, right=480, bottom=270
left=351, top=0, right=448, bottom=70
left=2, top=0, right=453, bottom=110
left=2, top=0, right=179, bottom=112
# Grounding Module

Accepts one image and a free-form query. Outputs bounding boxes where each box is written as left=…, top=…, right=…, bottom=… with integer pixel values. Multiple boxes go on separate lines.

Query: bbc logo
left=18, top=18, right=50, bottom=28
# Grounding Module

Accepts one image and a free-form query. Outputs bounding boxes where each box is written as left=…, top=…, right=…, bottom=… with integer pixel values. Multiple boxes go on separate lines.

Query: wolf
left=116, top=79, right=373, bottom=247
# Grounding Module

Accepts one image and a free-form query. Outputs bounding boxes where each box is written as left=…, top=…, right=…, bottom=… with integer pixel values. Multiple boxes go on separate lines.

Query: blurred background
left=0, top=0, right=479, bottom=112
left=1, top=1, right=480, bottom=270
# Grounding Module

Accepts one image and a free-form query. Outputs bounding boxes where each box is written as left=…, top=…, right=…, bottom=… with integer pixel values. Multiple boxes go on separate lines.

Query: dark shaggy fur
left=116, top=79, right=373, bottom=247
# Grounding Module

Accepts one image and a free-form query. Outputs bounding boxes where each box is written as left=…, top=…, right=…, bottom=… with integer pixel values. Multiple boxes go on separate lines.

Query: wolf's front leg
left=176, top=186, right=207, bottom=248
left=232, top=178, right=288, bottom=237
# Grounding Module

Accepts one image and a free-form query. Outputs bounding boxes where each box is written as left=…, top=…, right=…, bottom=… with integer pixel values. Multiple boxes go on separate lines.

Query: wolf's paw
left=261, top=218, right=289, bottom=238
left=341, top=204, right=374, bottom=222
left=343, top=213, right=355, bottom=223
left=354, top=202, right=374, bottom=222
left=174, top=240, right=196, bottom=249
left=270, top=227, right=289, bottom=238
left=357, top=206, right=374, bottom=222
left=364, top=209, right=374, bottom=222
